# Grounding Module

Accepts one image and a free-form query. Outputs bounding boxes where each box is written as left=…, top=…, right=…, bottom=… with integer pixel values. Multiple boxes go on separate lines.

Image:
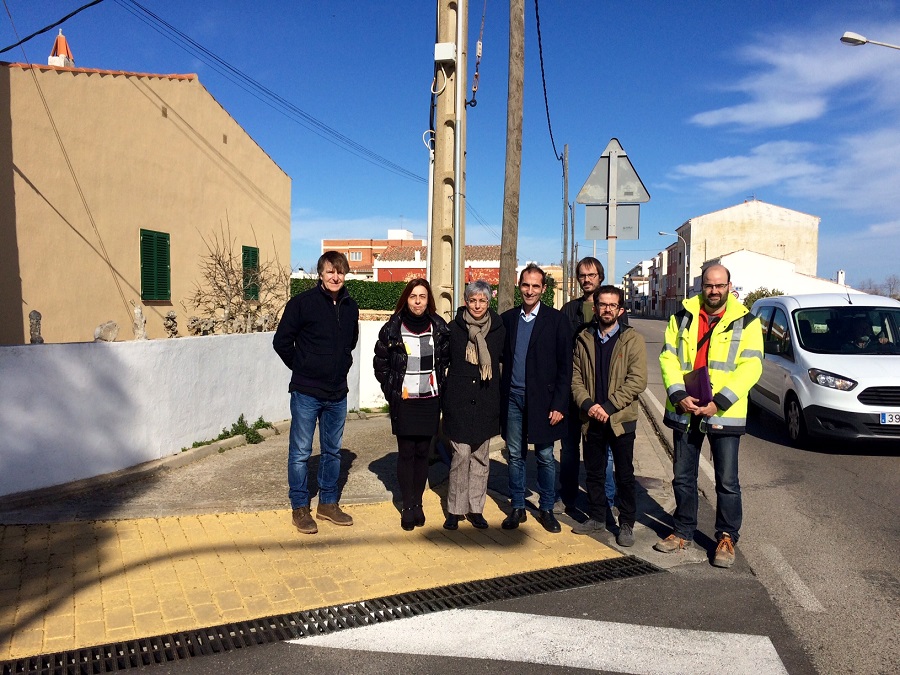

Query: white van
left=749, top=293, right=900, bottom=446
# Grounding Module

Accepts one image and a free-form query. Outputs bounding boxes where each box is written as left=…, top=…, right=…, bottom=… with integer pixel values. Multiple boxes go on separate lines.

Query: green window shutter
left=140, top=229, right=171, bottom=301
left=242, top=245, right=260, bottom=301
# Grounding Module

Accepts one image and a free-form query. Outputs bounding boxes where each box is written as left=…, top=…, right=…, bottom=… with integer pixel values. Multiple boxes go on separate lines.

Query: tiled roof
left=3, top=62, right=197, bottom=81
left=376, top=244, right=501, bottom=262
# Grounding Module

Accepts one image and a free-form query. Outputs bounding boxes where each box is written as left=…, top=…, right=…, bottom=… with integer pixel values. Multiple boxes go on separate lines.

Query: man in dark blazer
left=499, top=264, right=574, bottom=533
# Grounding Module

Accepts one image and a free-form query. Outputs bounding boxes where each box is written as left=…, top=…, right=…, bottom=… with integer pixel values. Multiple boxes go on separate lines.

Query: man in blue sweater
left=499, top=264, right=573, bottom=533
left=273, top=251, right=359, bottom=535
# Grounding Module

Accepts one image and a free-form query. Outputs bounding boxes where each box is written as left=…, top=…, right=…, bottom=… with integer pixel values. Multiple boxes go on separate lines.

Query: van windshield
left=793, top=307, right=900, bottom=355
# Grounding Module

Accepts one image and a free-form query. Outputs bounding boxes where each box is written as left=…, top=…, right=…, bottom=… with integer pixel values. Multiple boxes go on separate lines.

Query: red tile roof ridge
left=3, top=62, right=197, bottom=81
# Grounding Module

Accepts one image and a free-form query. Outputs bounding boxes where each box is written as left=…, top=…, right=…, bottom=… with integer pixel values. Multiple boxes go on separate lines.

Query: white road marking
left=291, top=608, right=789, bottom=674
left=759, top=544, right=825, bottom=613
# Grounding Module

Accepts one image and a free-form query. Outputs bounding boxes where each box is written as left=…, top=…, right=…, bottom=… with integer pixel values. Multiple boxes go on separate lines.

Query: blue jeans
left=288, top=391, right=347, bottom=508
left=671, top=420, right=742, bottom=543
left=506, top=390, right=556, bottom=511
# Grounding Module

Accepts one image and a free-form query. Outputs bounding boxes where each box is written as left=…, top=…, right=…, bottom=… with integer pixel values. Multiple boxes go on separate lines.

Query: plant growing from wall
left=185, top=219, right=291, bottom=333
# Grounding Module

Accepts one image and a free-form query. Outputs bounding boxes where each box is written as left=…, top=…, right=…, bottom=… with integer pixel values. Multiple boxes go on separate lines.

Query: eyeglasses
left=702, top=283, right=729, bottom=291
left=577, top=273, right=599, bottom=280
left=596, top=302, right=619, bottom=310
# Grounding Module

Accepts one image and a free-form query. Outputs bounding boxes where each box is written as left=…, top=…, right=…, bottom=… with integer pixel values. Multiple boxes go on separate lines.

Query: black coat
left=272, top=282, right=359, bottom=398
left=499, top=303, right=573, bottom=445
left=373, top=312, right=450, bottom=422
left=442, top=308, right=506, bottom=447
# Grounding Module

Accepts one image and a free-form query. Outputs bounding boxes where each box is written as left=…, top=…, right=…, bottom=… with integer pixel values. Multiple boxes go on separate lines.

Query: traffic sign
left=576, top=138, right=650, bottom=205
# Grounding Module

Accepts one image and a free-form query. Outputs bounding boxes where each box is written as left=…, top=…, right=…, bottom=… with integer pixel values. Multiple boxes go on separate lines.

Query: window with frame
left=349, top=251, right=362, bottom=262
left=140, top=229, right=170, bottom=301
left=242, top=245, right=260, bottom=301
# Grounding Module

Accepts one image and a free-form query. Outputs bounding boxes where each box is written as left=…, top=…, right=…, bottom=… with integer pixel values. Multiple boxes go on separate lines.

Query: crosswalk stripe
left=290, top=608, right=788, bottom=674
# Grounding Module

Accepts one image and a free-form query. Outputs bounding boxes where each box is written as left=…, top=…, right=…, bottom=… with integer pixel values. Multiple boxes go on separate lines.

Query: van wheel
left=785, top=394, right=808, bottom=447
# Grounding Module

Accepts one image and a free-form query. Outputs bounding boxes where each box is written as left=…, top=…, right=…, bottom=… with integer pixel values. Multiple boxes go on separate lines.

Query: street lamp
left=840, top=31, right=900, bottom=50
left=659, top=231, right=689, bottom=300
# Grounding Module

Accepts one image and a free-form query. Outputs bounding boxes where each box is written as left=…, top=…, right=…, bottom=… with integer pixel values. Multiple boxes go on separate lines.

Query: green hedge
left=290, top=276, right=555, bottom=311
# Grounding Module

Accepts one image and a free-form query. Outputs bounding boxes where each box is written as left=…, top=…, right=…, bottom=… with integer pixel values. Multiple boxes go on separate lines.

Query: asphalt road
left=631, top=316, right=900, bottom=675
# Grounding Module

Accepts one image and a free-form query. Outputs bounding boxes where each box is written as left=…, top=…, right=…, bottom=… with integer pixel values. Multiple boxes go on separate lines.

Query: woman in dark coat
left=373, top=279, right=450, bottom=531
left=441, top=280, right=505, bottom=530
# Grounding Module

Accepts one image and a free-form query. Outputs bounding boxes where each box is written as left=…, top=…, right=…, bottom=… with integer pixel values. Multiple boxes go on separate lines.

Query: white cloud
left=690, top=25, right=900, bottom=130
left=670, top=141, right=821, bottom=195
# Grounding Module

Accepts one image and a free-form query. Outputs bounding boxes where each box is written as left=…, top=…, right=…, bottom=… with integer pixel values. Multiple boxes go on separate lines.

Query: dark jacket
left=571, top=322, right=648, bottom=437
left=499, top=303, right=574, bottom=445
left=561, top=294, right=628, bottom=339
left=373, top=311, right=450, bottom=421
left=272, top=282, right=359, bottom=398
left=442, top=308, right=506, bottom=446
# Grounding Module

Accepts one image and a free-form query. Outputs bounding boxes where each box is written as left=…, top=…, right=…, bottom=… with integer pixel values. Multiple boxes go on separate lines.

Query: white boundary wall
left=0, top=324, right=395, bottom=498
left=0, top=333, right=302, bottom=497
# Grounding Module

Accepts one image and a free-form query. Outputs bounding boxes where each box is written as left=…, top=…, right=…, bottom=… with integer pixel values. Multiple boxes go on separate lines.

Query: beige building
left=671, top=199, right=819, bottom=298
left=0, top=35, right=290, bottom=344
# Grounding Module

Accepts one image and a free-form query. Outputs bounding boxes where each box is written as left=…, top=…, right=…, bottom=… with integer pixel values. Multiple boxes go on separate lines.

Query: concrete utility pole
left=429, top=0, right=468, bottom=319
left=498, top=0, right=524, bottom=314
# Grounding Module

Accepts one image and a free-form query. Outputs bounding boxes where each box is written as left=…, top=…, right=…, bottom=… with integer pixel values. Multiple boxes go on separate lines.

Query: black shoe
left=537, top=510, right=561, bottom=533
left=413, top=505, right=426, bottom=527
left=443, top=514, right=461, bottom=530
left=466, top=513, right=489, bottom=529
left=501, top=508, right=527, bottom=530
left=401, top=508, right=416, bottom=531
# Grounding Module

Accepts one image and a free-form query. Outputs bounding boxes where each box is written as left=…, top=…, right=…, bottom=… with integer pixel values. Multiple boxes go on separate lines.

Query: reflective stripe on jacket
left=659, top=295, right=763, bottom=435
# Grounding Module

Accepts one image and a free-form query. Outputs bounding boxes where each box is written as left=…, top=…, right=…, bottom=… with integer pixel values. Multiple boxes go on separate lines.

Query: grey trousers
left=447, top=439, right=491, bottom=515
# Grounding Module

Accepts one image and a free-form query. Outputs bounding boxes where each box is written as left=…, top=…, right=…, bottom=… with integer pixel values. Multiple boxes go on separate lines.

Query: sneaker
left=616, top=523, right=635, bottom=547
left=291, top=507, right=317, bottom=534
left=552, top=499, right=566, bottom=515
left=653, top=533, right=690, bottom=553
left=571, top=518, right=605, bottom=535
left=316, top=502, right=353, bottom=526
left=713, top=533, right=736, bottom=568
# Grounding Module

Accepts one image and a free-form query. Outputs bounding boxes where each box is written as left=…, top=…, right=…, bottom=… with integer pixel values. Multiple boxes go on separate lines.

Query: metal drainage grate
left=2, top=556, right=661, bottom=674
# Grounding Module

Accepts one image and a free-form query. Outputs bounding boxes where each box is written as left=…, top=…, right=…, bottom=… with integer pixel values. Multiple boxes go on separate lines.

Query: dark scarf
left=401, top=308, right=431, bottom=334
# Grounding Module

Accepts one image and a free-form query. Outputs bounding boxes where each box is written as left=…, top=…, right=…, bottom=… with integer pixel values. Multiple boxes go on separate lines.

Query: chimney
left=414, top=249, right=421, bottom=262
left=837, top=269, right=846, bottom=286
left=48, top=29, right=74, bottom=68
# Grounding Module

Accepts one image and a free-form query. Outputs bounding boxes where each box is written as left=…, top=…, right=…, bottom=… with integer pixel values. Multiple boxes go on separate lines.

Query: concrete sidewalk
left=0, top=402, right=682, bottom=662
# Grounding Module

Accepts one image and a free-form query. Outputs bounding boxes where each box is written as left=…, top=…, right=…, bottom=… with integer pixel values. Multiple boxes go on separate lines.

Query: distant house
left=373, top=244, right=503, bottom=284
left=0, top=32, right=290, bottom=344
left=322, top=229, right=425, bottom=278
left=706, top=250, right=864, bottom=303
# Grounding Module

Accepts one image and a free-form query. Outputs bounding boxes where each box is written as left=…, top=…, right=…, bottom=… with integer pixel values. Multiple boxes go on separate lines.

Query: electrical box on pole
left=576, top=138, right=649, bottom=285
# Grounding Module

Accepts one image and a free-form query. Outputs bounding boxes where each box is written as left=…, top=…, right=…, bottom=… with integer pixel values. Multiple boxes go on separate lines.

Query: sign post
left=576, top=139, right=649, bottom=285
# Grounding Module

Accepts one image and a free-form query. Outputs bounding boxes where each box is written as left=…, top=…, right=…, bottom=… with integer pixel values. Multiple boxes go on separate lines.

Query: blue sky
left=4, top=1, right=900, bottom=287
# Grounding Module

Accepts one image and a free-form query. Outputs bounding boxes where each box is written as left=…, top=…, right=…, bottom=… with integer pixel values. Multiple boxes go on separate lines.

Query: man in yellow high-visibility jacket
left=655, top=264, right=763, bottom=568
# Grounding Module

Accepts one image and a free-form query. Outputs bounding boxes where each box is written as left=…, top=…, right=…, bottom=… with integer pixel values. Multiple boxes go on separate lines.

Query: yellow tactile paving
left=0, top=492, right=621, bottom=661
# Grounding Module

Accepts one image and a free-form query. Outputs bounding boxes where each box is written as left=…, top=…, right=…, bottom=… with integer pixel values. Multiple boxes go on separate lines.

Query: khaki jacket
left=571, top=323, right=648, bottom=437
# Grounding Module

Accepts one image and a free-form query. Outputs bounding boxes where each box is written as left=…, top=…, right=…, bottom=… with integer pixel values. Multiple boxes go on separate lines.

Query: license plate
left=881, top=412, right=900, bottom=424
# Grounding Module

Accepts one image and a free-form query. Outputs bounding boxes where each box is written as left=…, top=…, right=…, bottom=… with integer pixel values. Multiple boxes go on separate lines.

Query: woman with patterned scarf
left=374, top=279, right=450, bottom=531
left=441, top=280, right=506, bottom=530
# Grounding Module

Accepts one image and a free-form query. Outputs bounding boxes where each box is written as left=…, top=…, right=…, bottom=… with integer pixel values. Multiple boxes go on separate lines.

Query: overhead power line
left=116, top=0, right=426, bottom=184
left=533, top=0, right=561, bottom=162
left=0, top=0, right=106, bottom=55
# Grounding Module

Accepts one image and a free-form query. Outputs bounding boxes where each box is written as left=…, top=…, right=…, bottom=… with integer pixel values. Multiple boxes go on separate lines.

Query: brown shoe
left=653, top=533, right=690, bottom=553
left=316, top=502, right=353, bottom=526
left=713, top=533, right=736, bottom=568
left=292, top=507, right=317, bottom=534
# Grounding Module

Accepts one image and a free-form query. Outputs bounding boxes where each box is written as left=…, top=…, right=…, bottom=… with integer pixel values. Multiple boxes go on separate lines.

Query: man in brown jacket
left=570, top=285, right=647, bottom=546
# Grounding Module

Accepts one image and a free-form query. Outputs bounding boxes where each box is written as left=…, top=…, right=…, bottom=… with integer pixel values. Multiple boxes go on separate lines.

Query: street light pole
left=840, top=31, right=900, bottom=50
left=658, top=231, right=689, bottom=301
